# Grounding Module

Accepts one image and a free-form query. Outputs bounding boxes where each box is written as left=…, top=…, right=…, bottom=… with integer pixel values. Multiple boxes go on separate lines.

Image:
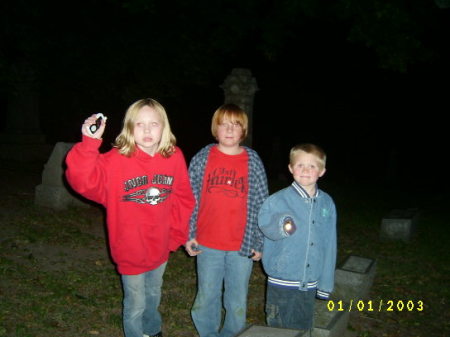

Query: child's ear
left=288, top=164, right=294, bottom=174
left=319, top=168, right=326, bottom=177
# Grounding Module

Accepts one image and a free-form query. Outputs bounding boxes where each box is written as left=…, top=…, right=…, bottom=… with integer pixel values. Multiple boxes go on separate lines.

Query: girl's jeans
left=266, top=284, right=316, bottom=334
left=191, top=246, right=253, bottom=337
left=121, top=262, right=167, bottom=337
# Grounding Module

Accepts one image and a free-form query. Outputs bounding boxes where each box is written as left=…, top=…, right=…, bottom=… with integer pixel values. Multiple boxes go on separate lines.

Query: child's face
left=133, top=105, right=163, bottom=156
left=289, top=151, right=325, bottom=189
left=216, top=117, right=243, bottom=149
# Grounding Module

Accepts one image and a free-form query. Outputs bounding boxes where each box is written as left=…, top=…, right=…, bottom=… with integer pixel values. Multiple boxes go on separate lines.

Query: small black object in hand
left=89, top=116, right=102, bottom=134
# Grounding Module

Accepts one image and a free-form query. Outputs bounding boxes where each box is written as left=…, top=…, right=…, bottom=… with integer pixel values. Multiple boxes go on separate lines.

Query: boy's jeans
left=266, top=284, right=315, bottom=333
left=191, top=246, right=253, bottom=337
left=121, top=262, right=167, bottom=337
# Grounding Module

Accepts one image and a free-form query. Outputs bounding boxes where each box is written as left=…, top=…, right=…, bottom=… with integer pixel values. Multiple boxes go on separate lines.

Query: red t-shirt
left=196, top=146, right=248, bottom=250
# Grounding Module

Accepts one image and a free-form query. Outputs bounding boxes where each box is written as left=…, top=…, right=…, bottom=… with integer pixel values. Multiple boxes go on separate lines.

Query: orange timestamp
left=327, top=299, right=424, bottom=312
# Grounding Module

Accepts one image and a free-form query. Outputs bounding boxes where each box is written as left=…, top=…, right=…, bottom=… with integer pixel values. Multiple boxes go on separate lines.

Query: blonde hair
left=114, top=98, right=176, bottom=157
left=289, top=143, right=326, bottom=169
left=211, top=104, right=248, bottom=141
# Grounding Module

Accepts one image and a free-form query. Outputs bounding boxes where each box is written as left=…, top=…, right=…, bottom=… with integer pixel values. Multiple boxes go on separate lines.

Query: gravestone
left=0, top=58, right=52, bottom=163
left=332, top=255, right=377, bottom=302
left=236, top=325, right=306, bottom=337
left=312, top=300, right=349, bottom=337
left=435, top=0, right=450, bottom=9
left=35, top=142, right=89, bottom=210
left=221, top=68, right=258, bottom=147
left=380, top=208, right=419, bottom=242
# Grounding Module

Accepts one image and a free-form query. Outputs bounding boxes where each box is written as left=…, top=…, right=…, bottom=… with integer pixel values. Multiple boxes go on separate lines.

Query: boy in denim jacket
left=258, top=144, right=337, bottom=334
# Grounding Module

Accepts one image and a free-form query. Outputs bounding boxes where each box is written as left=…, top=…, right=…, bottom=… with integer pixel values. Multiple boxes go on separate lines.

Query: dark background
left=1, top=0, right=449, bottom=193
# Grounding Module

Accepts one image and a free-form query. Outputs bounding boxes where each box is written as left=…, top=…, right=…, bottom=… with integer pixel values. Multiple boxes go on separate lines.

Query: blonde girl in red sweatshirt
left=66, top=98, right=195, bottom=337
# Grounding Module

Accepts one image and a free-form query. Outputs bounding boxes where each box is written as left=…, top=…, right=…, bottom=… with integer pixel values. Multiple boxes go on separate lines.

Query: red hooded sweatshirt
left=66, top=136, right=195, bottom=275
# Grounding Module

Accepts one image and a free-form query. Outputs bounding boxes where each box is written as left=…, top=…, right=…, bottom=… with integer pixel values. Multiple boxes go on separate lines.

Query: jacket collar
left=291, top=181, right=319, bottom=199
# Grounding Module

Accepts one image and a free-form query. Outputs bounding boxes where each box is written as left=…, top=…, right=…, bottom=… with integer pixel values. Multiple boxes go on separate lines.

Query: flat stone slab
left=340, top=255, right=375, bottom=274
left=236, top=325, right=306, bottom=337
left=380, top=208, right=419, bottom=242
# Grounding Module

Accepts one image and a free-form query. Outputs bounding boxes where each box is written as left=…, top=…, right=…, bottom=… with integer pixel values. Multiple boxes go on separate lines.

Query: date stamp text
left=327, top=300, right=424, bottom=312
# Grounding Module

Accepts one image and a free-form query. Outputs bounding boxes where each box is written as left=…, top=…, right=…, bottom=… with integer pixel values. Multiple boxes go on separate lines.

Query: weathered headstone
left=236, top=325, right=306, bottom=337
left=312, top=300, right=350, bottom=337
left=35, top=142, right=89, bottom=210
left=332, top=255, right=377, bottom=302
left=380, top=208, right=419, bottom=242
left=435, top=0, right=450, bottom=9
left=0, top=59, right=52, bottom=162
left=221, top=68, right=258, bottom=147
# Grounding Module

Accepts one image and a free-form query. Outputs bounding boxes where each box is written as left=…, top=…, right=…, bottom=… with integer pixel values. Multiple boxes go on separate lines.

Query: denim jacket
left=258, top=181, right=337, bottom=299
left=188, top=144, right=269, bottom=256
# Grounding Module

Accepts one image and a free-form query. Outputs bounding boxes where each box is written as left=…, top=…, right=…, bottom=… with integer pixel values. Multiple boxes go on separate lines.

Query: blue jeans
left=266, top=284, right=315, bottom=333
left=191, top=245, right=253, bottom=337
left=121, top=262, right=167, bottom=337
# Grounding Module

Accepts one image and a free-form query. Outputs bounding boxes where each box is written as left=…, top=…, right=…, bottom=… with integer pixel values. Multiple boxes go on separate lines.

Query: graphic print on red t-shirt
left=206, top=167, right=246, bottom=198
left=197, top=146, right=248, bottom=250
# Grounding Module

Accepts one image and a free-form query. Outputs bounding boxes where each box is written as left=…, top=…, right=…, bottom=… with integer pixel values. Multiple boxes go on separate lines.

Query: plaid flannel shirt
left=188, top=144, right=269, bottom=256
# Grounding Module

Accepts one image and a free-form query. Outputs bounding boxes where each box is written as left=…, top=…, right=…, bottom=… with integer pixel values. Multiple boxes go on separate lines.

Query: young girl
left=185, top=104, right=268, bottom=337
left=65, top=98, right=195, bottom=337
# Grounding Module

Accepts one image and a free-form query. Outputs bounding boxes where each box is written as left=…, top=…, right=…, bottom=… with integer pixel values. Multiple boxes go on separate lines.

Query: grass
left=0, top=165, right=449, bottom=337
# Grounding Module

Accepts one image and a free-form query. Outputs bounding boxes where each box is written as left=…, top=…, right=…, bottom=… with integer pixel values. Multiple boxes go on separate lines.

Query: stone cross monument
left=0, top=59, right=51, bottom=162
left=220, top=68, right=258, bottom=147
left=6, top=60, right=42, bottom=136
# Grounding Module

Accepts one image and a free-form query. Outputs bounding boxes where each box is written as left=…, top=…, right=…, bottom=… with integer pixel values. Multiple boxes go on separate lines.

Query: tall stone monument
left=220, top=68, right=258, bottom=147
left=0, top=59, right=51, bottom=162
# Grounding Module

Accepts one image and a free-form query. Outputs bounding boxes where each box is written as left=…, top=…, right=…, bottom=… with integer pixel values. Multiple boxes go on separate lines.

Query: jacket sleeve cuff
left=316, top=290, right=331, bottom=300
left=253, top=241, right=263, bottom=253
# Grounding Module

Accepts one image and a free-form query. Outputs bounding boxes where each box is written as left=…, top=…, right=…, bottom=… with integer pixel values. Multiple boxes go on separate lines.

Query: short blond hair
left=289, top=143, right=326, bottom=169
left=211, top=104, right=248, bottom=141
left=114, top=98, right=176, bottom=157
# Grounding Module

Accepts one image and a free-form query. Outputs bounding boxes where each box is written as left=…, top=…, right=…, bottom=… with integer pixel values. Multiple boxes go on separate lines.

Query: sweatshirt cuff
left=80, top=135, right=102, bottom=149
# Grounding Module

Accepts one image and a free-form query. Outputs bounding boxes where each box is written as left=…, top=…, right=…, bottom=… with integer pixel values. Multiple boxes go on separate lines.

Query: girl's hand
left=82, top=114, right=106, bottom=139
left=185, top=239, right=202, bottom=256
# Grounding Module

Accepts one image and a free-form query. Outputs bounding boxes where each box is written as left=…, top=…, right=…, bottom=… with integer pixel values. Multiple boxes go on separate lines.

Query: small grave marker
left=35, top=142, right=89, bottom=210
left=380, top=208, right=419, bottom=242
left=333, top=255, right=377, bottom=302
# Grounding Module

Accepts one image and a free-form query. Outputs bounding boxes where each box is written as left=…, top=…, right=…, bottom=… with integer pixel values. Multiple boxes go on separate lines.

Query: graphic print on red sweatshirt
left=122, top=174, right=174, bottom=205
